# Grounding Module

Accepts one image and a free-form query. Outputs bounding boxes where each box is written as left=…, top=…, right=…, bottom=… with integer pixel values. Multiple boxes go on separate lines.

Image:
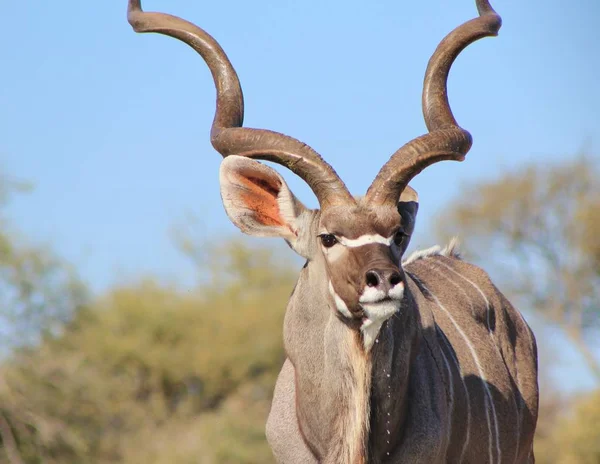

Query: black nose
left=365, top=269, right=402, bottom=290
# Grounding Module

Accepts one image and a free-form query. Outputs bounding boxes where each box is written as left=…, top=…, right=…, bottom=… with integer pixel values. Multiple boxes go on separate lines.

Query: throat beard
left=360, top=299, right=401, bottom=350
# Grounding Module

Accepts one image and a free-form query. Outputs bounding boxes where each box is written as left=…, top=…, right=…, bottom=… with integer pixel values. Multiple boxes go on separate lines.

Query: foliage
left=535, top=389, right=600, bottom=464
left=0, top=238, right=295, bottom=463
left=0, top=173, right=87, bottom=464
left=0, top=175, right=86, bottom=350
left=436, top=156, right=600, bottom=379
left=3, top=158, right=600, bottom=462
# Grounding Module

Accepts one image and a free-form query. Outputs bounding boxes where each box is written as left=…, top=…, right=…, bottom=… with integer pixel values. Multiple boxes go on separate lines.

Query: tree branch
left=0, top=411, right=25, bottom=464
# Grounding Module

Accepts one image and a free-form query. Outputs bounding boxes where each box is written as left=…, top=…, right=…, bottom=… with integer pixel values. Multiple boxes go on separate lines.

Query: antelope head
left=127, top=0, right=501, bottom=350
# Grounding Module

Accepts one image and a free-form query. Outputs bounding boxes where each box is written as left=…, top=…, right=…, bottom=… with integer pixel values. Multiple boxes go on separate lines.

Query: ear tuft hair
left=219, top=156, right=309, bottom=251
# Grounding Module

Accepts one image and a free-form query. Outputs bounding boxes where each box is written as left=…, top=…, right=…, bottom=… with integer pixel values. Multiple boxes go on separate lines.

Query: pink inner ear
left=236, top=173, right=285, bottom=227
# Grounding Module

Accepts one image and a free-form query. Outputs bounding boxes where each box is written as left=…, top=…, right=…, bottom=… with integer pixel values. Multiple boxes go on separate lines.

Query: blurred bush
left=435, top=155, right=600, bottom=463
left=0, top=174, right=86, bottom=351
left=0, top=217, right=295, bottom=463
left=1, top=160, right=600, bottom=462
left=534, top=390, right=600, bottom=464
left=436, top=156, right=600, bottom=381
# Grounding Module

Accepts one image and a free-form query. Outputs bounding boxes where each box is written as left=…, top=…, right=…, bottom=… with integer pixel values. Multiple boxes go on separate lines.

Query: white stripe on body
left=437, top=326, right=472, bottom=463
left=433, top=260, right=494, bottom=334
left=432, top=259, right=506, bottom=462
left=408, top=272, right=497, bottom=464
left=439, top=347, right=455, bottom=455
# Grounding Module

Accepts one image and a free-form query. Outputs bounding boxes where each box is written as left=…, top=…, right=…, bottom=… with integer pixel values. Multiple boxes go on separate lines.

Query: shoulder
left=403, top=238, right=495, bottom=292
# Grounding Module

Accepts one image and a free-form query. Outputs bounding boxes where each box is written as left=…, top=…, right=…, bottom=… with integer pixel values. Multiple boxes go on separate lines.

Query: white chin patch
left=359, top=286, right=387, bottom=304
left=360, top=283, right=404, bottom=351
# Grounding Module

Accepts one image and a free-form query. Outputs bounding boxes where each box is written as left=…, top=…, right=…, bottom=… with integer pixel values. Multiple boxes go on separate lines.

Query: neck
left=284, top=265, right=420, bottom=463
left=368, top=289, right=420, bottom=462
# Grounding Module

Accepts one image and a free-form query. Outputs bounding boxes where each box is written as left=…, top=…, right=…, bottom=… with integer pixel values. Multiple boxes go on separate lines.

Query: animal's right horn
left=366, top=0, right=502, bottom=206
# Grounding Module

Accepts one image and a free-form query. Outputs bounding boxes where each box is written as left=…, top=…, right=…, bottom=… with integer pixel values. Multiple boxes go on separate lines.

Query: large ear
left=397, top=185, right=419, bottom=254
left=219, top=155, right=308, bottom=245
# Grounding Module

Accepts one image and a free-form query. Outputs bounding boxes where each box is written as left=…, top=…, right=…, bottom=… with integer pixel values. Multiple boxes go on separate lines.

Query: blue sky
left=1, top=0, right=598, bottom=389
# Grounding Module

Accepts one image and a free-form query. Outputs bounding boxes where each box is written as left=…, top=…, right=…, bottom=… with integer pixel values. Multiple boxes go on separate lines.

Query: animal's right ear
left=397, top=185, right=419, bottom=254
left=219, top=156, right=311, bottom=255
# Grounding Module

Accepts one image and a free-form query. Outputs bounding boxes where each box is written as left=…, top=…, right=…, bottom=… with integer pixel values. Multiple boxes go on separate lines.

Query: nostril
left=389, top=272, right=402, bottom=287
left=366, top=271, right=380, bottom=288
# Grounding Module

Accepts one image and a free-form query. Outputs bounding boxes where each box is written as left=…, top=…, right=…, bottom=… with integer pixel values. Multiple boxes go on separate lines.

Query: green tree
left=0, top=174, right=86, bottom=350
left=436, top=156, right=600, bottom=380
left=534, top=390, right=600, bottom=464
left=0, top=239, right=295, bottom=463
left=0, top=173, right=87, bottom=464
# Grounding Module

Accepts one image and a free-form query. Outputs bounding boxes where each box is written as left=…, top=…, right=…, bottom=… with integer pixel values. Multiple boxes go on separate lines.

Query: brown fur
left=326, top=331, right=371, bottom=464
left=127, top=0, right=533, bottom=460
left=219, top=159, right=538, bottom=463
left=268, top=249, right=538, bottom=464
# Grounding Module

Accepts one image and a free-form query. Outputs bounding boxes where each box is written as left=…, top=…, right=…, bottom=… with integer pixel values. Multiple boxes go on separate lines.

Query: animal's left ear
left=397, top=185, right=419, bottom=253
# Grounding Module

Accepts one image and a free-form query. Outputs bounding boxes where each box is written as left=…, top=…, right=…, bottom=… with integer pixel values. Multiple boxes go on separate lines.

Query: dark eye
left=320, top=234, right=338, bottom=248
left=393, top=230, right=408, bottom=247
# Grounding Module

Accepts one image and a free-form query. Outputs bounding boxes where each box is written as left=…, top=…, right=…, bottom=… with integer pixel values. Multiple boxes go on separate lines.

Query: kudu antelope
left=128, top=0, right=539, bottom=462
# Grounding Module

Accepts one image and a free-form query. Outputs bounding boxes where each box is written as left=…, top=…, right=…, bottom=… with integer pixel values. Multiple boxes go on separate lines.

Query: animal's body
left=267, top=245, right=538, bottom=463
left=127, top=0, right=539, bottom=461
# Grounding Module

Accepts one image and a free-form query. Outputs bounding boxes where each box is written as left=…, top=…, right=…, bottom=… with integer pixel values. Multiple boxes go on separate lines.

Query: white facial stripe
left=329, top=280, right=352, bottom=318
left=338, top=234, right=393, bottom=248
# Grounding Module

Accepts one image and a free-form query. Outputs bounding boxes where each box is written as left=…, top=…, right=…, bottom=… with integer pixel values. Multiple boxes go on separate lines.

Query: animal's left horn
left=366, top=0, right=501, bottom=206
